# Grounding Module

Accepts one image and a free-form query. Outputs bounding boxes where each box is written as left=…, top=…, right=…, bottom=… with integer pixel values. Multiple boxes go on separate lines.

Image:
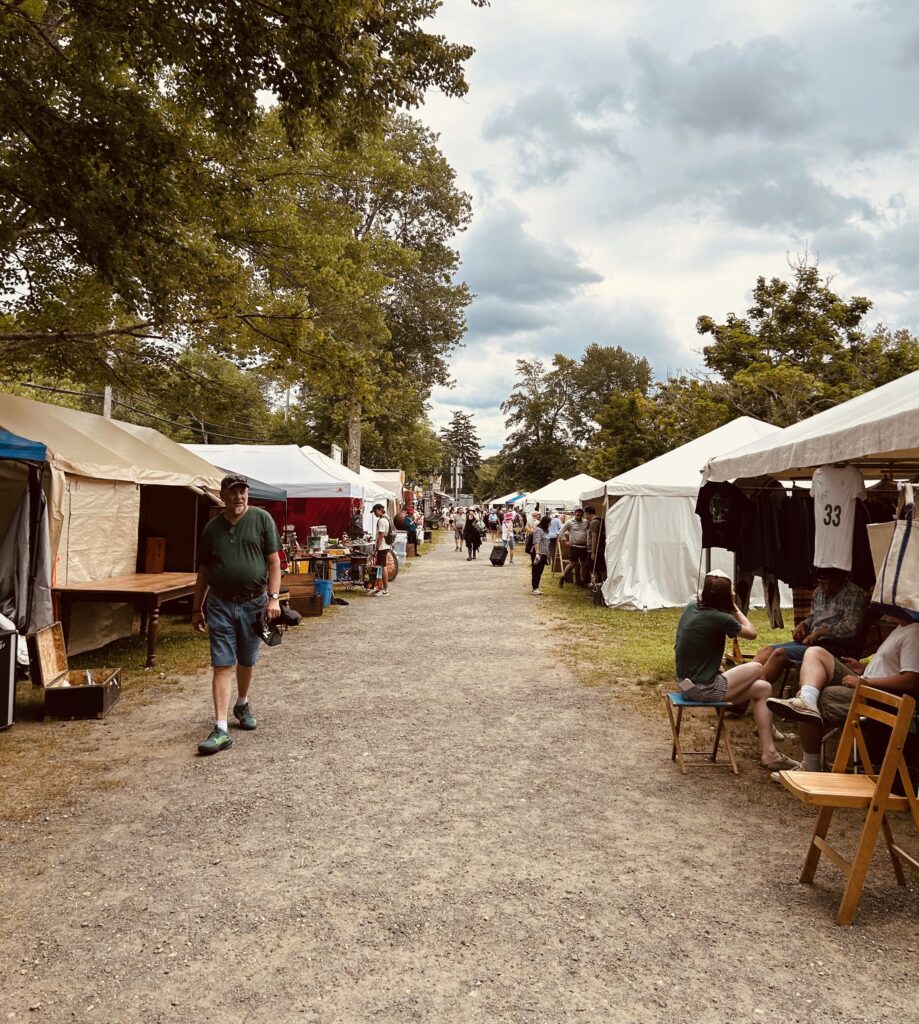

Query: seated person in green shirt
left=675, top=570, right=799, bottom=772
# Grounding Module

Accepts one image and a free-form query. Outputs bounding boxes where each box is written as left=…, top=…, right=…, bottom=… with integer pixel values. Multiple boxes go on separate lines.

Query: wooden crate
left=28, top=623, right=121, bottom=720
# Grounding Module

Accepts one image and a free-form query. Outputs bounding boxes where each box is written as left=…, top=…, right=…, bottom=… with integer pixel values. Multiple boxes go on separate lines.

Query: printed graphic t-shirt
left=811, top=465, right=866, bottom=570
left=695, top=481, right=750, bottom=552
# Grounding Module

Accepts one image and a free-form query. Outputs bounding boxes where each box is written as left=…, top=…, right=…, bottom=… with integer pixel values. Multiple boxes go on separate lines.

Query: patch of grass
left=533, top=573, right=789, bottom=712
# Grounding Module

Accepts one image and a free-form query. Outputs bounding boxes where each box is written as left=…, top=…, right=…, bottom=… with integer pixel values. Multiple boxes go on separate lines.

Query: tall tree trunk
left=346, top=402, right=361, bottom=472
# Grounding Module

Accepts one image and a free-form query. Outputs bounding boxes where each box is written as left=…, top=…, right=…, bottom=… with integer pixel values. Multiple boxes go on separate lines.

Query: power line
left=110, top=399, right=272, bottom=443
left=18, top=381, right=273, bottom=443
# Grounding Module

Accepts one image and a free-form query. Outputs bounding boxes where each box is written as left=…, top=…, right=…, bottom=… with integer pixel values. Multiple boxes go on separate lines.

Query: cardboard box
left=28, top=622, right=121, bottom=720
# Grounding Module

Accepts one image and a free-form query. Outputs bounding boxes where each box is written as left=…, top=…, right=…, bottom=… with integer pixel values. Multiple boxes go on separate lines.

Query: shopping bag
left=871, top=483, right=919, bottom=621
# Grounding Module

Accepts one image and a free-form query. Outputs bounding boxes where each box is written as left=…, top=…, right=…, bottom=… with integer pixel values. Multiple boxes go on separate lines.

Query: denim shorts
left=205, top=592, right=267, bottom=668
left=769, top=641, right=810, bottom=665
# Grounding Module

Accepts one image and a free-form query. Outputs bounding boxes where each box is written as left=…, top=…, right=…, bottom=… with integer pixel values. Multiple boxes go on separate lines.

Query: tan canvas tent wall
left=0, top=393, right=222, bottom=653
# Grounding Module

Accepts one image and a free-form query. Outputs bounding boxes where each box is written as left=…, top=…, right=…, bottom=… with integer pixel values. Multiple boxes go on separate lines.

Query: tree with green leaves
left=440, top=410, right=482, bottom=494
left=0, top=0, right=485, bottom=333
left=697, top=256, right=919, bottom=425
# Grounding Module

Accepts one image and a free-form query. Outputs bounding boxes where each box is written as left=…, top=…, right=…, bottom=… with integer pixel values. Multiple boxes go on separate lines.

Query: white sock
left=803, top=752, right=821, bottom=771
left=216, top=719, right=228, bottom=732
left=800, top=685, right=820, bottom=709
left=235, top=697, right=248, bottom=707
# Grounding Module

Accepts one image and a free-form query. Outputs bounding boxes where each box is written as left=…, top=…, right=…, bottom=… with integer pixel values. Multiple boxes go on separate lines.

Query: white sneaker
left=381, top=590, right=390, bottom=597
left=766, top=695, right=821, bottom=723
left=532, top=589, right=543, bottom=595
left=372, top=590, right=383, bottom=597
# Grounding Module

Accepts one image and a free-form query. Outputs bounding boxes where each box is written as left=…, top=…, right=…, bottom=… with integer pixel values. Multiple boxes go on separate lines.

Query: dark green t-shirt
left=199, top=507, right=281, bottom=598
left=674, top=601, right=741, bottom=685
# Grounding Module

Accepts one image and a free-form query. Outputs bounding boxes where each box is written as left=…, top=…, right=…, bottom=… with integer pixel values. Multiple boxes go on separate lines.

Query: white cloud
left=420, top=0, right=919, bottom=455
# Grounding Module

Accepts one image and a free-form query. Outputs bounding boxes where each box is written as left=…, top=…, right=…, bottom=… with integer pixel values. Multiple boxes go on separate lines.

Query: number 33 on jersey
left=811, top=465, right=866, bottom=571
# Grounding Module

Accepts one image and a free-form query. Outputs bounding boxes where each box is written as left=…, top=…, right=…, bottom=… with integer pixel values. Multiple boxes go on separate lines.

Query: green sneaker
left=197, top=726, right=232, bottom=755
left=233, top=702, right=257, bottom=730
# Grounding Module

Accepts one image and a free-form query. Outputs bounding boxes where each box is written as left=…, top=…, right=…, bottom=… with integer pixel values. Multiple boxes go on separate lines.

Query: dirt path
left=1, top=537, right=916, bottom=1023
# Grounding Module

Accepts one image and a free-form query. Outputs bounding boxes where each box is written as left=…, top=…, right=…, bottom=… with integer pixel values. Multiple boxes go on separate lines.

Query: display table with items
left=53, top=571, right=198, bottom=668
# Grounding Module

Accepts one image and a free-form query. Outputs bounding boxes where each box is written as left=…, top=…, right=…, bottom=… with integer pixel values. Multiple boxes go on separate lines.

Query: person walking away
left=372, top=503, right=393, bottom=596
left=487, top=507, right=499, bottom=541
left=193, top=474, right=282, bottom=755
left=530, top=515, right=550, bottom=594
left=463, top=510, right=482, bottom=560
left=501, top=508, right=517, bottom=565
left=547, top=511, right=562, bottom=571
left=557, top=508, right=590, bottom=587
left=674, top=570, right=799, bottom=771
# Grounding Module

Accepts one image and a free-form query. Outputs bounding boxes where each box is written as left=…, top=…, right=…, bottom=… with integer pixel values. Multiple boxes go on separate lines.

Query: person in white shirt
left=767, top=614, right=919, bottom=775
left=372, top=503, right=392, bottom=596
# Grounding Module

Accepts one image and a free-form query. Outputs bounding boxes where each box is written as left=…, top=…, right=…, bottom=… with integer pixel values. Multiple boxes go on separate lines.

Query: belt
left=213, top=588, right=267, bottom=604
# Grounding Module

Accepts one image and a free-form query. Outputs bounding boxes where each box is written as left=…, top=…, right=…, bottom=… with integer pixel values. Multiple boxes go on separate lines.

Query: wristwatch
left=268, top=592, right=280, bottom=600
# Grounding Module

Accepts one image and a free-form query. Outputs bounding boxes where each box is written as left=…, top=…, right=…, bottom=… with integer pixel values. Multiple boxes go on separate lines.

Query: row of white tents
left=485, top=370, right=919, bottom=612
left=582, top=370, right=919, bottom=611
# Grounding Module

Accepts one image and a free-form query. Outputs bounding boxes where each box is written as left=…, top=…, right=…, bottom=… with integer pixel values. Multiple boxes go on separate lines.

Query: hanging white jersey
left=811, top=465, right=866, bottom=570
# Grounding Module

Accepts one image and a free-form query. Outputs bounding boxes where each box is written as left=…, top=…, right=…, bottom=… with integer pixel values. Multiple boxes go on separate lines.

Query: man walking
left=558, top=508, right=590, bottom=587
left=193, top=474, right=282, bottom=755
left=372, top=502, right=392, bottom=596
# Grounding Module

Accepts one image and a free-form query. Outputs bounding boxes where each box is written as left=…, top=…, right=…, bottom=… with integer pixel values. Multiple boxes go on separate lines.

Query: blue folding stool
left=662, top=690, right=739, bottom=775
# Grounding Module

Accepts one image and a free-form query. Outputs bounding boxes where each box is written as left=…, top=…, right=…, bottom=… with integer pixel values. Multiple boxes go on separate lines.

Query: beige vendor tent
left=0, top=392, right=222, bottom=653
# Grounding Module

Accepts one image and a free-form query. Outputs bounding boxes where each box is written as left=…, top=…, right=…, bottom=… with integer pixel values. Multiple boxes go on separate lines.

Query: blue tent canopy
left=218, top=466, right=286, bottom=503
left=0, top=428, right=46, bottom=463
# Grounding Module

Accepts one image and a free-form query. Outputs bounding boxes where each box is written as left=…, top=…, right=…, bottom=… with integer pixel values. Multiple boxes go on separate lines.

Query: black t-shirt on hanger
left=695, top=481, right=750, bottom=552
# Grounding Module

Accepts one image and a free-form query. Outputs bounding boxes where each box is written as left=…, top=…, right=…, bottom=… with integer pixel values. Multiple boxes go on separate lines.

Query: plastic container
left=314, top=578, right=333, bottom=608
left=392, top=531, right=408, bottom=566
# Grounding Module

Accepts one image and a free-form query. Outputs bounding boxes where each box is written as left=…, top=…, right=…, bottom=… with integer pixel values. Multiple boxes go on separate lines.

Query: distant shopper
left=501, top=509, right=517, bottom=565
left=192, top=474, right=282, bottom=756
left=463, top=510, right=483, bottom=560
left=558, top=508, right=590, bottom=588
left=585, top=505, right=605, bottom=584
left=487, top=508, right=500, bottom=541
left=530, top=514, right=551, bottom=594
left=373, top=503, right=392, bottom=596
left=547, top=511, right=562, bottom=569
left=454, top=507, right=465, bottom=552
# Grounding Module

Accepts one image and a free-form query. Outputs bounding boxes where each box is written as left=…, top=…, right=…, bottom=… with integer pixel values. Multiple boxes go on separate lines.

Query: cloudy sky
left=419, top=0, right=919, bottom=453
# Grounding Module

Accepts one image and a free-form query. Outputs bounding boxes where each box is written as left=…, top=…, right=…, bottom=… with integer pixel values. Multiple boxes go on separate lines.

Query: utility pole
left=102, top=386, right=112, bottom=418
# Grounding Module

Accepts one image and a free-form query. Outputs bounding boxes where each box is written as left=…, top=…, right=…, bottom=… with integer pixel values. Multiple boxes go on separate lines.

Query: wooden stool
left=662, top=690, right=739, bottom=775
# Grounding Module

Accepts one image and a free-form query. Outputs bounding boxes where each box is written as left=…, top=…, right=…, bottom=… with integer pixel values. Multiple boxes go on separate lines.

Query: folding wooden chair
left=777, top=683, right=919, bottom=925
left=661, top=689, right=739, bottom=775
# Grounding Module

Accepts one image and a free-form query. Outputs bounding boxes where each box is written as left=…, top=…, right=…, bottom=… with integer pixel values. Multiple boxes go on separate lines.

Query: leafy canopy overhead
left=0, top=0, right=483, bottom=319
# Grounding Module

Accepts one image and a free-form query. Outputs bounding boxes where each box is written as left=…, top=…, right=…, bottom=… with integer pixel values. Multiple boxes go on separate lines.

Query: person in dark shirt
left=192, top=474, right=282, bottom=755
left=675, top=571, right=799, bottom=772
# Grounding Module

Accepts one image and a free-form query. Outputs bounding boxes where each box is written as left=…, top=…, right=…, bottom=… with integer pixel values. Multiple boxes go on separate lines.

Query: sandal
left=759, top=753, right=801, bottom=772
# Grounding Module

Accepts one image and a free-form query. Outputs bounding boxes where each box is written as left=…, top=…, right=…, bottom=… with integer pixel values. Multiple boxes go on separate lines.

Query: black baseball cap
left=220, top=473, right=248, bottom=491
left=372, top=503, right=385, bottom=513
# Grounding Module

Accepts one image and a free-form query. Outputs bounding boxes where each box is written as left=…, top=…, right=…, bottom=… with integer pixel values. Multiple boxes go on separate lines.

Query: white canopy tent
left=526, top=474, right=603, bottom=509
left=488, top=489, right=527, bottom=506
left=703, top=370, right=919, bottom=483
left=589, top=417, right=789, bottom=610
left=184, top=444, right=388, bottom=504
